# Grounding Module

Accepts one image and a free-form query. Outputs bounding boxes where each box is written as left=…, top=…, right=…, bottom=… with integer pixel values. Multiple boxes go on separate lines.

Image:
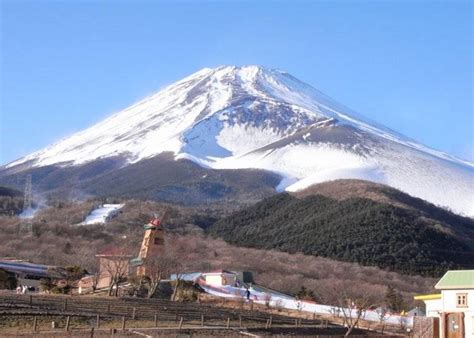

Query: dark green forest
left=0, top=186, right=23, bottom=216
left=210, top=193, right=474, bottom=276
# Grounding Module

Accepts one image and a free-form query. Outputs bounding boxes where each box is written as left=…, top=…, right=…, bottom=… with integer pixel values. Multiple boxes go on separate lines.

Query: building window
left=456, top=293, right=467, bottom=308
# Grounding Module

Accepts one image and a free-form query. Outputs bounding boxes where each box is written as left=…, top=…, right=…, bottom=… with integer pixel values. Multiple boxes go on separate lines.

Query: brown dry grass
left=0, top=198, right=435, bottom=310
left=292, top=179, right=407, bottom=208
left=168, top=232, right=435, bottom=308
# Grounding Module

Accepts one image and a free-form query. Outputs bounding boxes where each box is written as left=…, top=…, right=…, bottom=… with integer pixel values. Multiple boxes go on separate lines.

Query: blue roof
left=0, top=261, right=64, bottom=279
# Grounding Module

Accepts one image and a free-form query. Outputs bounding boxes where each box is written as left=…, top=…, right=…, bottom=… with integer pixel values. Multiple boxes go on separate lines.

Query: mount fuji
left=2, top=65, right=473, bottom=216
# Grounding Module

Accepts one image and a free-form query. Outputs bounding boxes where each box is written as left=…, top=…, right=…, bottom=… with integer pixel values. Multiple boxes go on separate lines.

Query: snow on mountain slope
left=79, top=204, right=124, bottom=225
left=212, top=123, right=474, bottom=217
left=4, top=65, right=474, bottom=216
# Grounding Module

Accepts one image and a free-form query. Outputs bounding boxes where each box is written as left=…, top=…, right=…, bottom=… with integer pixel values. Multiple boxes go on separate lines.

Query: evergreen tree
left=384, top=285, right=404, bottom=312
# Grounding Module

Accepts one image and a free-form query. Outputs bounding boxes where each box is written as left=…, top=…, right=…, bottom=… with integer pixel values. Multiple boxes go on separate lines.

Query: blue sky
left=1, top=0, right=473, bottom=164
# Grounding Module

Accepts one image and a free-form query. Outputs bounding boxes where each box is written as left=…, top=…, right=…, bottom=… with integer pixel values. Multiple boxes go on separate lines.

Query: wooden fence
left=0, top=293, right=331, bottom=332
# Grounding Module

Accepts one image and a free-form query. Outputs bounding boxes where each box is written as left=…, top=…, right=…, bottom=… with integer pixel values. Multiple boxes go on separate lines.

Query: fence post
left=33, top=316, right=37, bottom=331
left=65, top=316, right=70, bottom=331
left=265, top=319, right=269, bottom=329
left=132, top=307, right=136, bottom=320
left=96, top=314, right=100, bottom=328
left=64, top=299, right=68, bottom=311
left=201, top=314, right=204, bottom=327
left=90, top=327, right=94, bottom=338
left=269, top=315, right=272, bottom=328
left=226, top=317, right=230, bottom=329
left=121, top=316, right=126, bottom=330
left=294, top=318, right=298, bottom=327
left=154, top=312, right=158, bottom=327
left=178, top=317, right=183, bottom=329
left=239, top=315, right=242, bottom=328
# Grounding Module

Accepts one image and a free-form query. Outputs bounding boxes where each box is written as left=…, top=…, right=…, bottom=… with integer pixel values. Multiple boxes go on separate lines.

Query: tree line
left=209, top=193, right=473, bottom=276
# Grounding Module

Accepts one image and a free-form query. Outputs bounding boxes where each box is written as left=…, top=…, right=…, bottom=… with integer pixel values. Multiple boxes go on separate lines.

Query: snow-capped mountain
left=3, top=65, right=473, bottom=216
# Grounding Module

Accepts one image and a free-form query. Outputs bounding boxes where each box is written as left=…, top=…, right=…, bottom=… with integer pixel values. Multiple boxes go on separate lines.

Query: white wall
left=205, top=275, right=223, bottom=286
left=424, top=298, right=443, bottom=318
left=441, top=289, right=474, bottom=338
left=204, top=273, right=237, bottom=286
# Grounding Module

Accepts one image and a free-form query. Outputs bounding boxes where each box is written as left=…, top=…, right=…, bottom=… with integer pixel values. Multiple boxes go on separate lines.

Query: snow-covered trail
left=79, top=204, right=124, bottom=225
left=174, top=272, right=413, bottom=327
left=200, top=283, right=412, bottom=327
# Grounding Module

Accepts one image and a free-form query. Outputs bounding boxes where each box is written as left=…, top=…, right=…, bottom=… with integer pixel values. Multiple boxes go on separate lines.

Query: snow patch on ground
left=79, top=204, right=124, bottom=225
left=215, top=123, right=281, bottom=156
left=181, top=138, right=473, bottom=216
left=213, top=143, right=371, bottom=179
left=285, top=165, right=385, bottom=192
left=276, top=176, right=298, bottom=192
left=175, top=272, right=413, bottom=327
left=181, top=115, right=232, bottom=160
left=200, top=283, right=413, bottom=326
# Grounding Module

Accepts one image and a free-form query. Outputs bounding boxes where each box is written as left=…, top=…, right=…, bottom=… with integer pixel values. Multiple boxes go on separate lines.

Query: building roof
left=0, top=260, right=65, bottom=279
left=435, top=270, right=474, bottom=290
left=202, top=269, right=236, bottom=276
left=413, top=293, right=442, bottom=301
left=96, top=246, right=133, bottom=257
left=407, top=307, right=425, bottom=316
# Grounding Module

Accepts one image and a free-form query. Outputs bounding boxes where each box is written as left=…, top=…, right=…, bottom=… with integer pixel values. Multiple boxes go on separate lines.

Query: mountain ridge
left=2, top=65, right=473, bottom=215
left=209, top=179, right=474, bottom=276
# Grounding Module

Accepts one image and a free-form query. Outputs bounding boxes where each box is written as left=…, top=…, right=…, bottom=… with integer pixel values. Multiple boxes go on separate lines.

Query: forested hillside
left=210, top=191, right=474, bottom=276
left=0, top=186, right=23, bottom=216
left=0, top=197, right=436, bottom=307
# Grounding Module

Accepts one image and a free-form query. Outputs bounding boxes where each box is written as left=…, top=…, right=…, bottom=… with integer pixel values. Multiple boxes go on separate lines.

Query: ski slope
left=201, top=283, right=412, bottom=327
left=173, top=271, right=413, bottom=327
left=79, top=204, right=124, bottom=225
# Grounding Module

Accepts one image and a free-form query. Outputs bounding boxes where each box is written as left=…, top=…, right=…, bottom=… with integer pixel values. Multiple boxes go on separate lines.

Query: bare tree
left=68, top=246, right=98, bottom=273
left=263, top=293, right=272, bottom=308
left=163, top=234, right=187, bottom=302
left=376, top=306, right=391, bottom=334
left=170, top=257, right=184, bottom=301
left=90, top=271, right=101, bottom=293
left=142, top=254, right=176, bottom=298
left=101, top=248, right=132, bottom=296
left=327, top=283, right=379, bottom=337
